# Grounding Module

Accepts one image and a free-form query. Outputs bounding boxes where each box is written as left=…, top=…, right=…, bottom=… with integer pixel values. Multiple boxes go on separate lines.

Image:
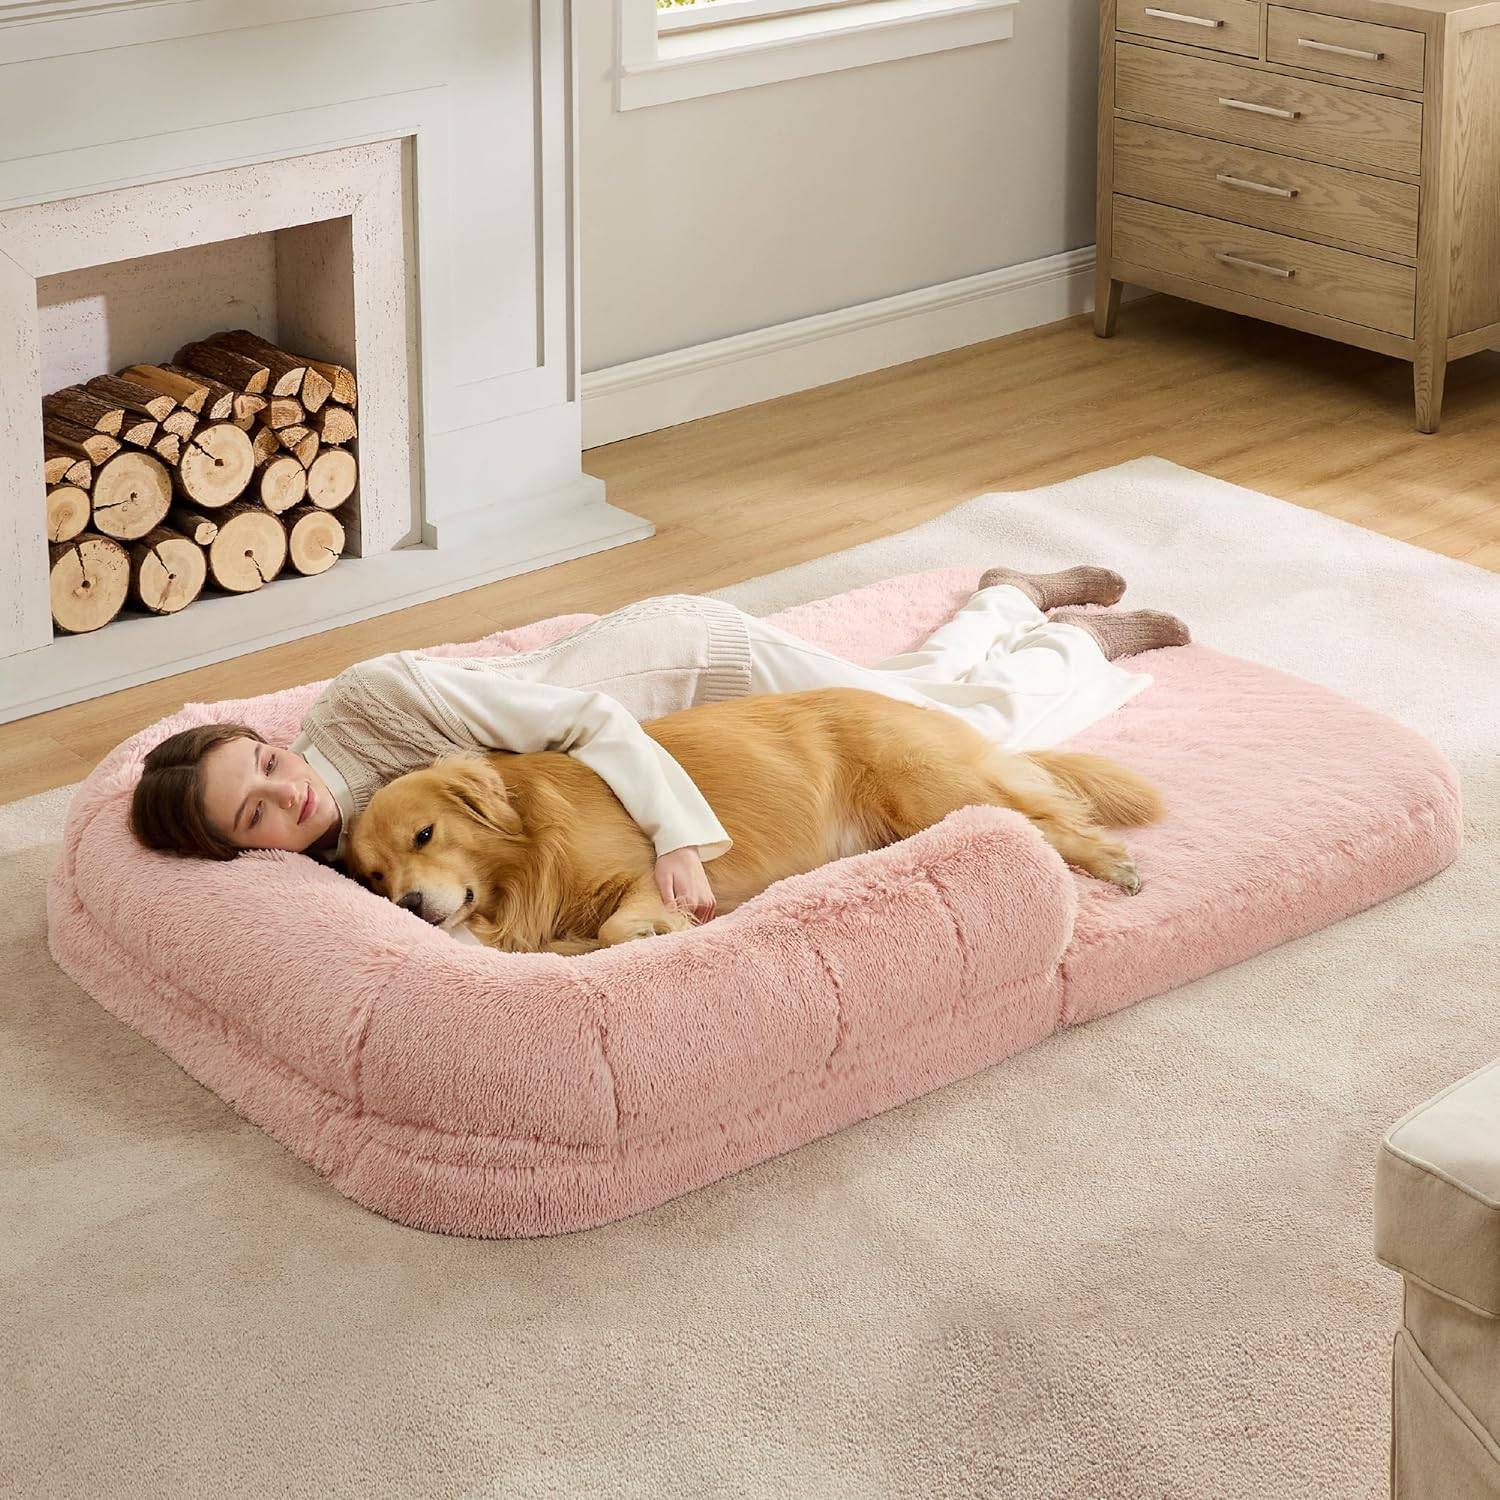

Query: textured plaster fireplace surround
left=0, top=0, right=645, bottom=724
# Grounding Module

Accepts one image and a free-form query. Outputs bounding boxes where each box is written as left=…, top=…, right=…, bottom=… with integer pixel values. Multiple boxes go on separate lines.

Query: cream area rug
left=4, top=456, right=1496, bottom=1500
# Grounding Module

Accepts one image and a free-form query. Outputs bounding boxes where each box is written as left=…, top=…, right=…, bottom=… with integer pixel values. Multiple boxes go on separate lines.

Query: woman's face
left=199, top=736, right=340, bottom=854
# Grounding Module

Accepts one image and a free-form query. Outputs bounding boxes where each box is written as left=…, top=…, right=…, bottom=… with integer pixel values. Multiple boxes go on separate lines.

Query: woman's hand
left=654, top=846, right=716, bottom=924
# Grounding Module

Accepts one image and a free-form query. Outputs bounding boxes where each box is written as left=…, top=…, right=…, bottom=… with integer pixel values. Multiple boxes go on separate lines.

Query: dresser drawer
left=1116, top=41, right=1424, bottom=177
left=1113, top=118, right=1419, bottom=261
left=1267, top=7, right=1425, bottom=92
left=1112, top=195, right=1416, bottom=335
left=1117, top=0, right=1262, bottom=57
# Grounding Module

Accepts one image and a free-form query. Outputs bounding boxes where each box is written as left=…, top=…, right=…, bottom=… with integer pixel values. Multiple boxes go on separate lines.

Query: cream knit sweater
left=290, top=595, right=753, bottom=866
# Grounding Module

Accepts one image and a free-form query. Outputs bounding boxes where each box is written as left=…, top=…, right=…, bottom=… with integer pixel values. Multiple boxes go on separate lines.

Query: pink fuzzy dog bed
left=47, top=570, right=1462, bottom=1238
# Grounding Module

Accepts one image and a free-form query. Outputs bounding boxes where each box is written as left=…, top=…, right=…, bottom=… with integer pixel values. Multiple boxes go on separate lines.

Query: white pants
left=743, top=584, right=1152, bottom=751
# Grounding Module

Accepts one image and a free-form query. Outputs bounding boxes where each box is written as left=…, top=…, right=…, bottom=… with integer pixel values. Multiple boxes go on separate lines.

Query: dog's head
left=346, top=754, right=522, bottom=931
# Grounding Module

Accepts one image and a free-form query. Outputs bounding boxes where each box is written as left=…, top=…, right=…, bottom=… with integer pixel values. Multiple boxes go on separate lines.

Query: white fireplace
left=0, top=0, right=646, bottom=724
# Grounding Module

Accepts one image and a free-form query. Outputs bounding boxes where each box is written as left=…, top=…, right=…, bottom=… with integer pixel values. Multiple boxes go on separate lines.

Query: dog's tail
left=1028, top=751, right=1163, bottom=828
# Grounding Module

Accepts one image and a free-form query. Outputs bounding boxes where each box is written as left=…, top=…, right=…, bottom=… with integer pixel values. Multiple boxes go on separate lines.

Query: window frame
left=616, top=0, right=1020, bottom=111
left=656, top=0, right=868, bottom=35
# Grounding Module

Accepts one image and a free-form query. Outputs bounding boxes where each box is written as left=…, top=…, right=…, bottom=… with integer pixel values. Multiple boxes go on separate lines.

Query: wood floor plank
left=5, top=297, right=1497, bottom=802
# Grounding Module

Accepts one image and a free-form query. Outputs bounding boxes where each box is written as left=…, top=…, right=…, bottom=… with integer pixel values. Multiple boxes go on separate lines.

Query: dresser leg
left=1414, top=344, right=1448, bottom=434
left=1095, top=276, right=1123, bottom=339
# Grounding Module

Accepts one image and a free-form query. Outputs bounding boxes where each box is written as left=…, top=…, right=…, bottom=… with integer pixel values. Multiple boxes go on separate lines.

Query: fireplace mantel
left=0, top=0, right=648, bottom=723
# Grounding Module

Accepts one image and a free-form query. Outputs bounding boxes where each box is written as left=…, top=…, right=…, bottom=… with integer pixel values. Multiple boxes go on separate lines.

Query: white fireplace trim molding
left=2, top=139, right=420, bottom=658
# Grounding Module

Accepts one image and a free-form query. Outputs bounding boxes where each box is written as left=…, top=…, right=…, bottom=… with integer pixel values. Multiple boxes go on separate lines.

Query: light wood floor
left=6, top=296, right=1499, bottom=801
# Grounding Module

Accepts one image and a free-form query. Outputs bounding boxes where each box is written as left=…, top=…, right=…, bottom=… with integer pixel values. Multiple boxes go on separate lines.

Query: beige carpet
left=4, top=457, right=1496, bottom=1500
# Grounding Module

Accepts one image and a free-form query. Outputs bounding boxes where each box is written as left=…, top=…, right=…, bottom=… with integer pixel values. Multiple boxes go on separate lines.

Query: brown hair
left=128, top=721, right=263, bottom=861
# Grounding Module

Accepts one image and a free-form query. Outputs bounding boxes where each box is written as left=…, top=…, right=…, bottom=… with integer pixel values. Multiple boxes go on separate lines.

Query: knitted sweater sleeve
left=409, top=655, right=732, bottom=862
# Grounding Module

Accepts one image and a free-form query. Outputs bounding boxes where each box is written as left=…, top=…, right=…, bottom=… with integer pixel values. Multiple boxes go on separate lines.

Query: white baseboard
left=583, top=245, right=1110, bottom=448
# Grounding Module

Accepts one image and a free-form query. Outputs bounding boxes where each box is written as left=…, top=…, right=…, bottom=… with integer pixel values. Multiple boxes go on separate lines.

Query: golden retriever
left=346, top=686, right=1161, bottom=954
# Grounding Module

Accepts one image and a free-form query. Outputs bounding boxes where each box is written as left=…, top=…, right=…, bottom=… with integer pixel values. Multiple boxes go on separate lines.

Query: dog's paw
left=601, top=909, right=695, bottom=946
left=1106, top=855, right=1142, bottom=895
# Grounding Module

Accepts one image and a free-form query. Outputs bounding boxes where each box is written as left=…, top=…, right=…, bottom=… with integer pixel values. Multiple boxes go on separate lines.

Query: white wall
left=577, top=1, right=1100, bottom=373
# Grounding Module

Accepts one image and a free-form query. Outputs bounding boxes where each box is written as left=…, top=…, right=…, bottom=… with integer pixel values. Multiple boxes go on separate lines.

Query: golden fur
left=346, top=687, right=1163, bottom=954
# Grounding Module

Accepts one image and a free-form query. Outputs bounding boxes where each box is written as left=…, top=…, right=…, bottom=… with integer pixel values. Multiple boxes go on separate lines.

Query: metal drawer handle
left=1216, top=172, right=1299, bottom=199
left=1219, top=96, right=1302, bottom=120
left=1144, top=7, right=1224, bottom=26
left=1298, top=36, right=1385, bottom=61
left=1216, top=252, right=1296, bottom=279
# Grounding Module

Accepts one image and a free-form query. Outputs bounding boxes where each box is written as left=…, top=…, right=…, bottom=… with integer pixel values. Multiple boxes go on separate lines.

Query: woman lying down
left=129, top=566, right=1190, bottom=954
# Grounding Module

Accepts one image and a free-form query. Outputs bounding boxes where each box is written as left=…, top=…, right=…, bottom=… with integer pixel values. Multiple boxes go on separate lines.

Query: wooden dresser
left=1095, top=0, right=1500, bottom=431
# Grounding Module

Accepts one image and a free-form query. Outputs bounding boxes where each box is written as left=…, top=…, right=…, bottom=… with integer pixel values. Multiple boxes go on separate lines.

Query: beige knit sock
left=978, top=565, right=1126, bottom=610
left=1050, top=608, right=1192, bottom=660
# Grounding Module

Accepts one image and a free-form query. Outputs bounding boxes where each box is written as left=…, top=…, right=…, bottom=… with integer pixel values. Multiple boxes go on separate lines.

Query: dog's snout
left=396, top=891, right=424, bottom=917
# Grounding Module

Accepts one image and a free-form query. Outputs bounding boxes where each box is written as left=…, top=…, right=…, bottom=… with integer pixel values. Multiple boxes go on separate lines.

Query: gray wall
left=577, top=1, right=1100, bottom=372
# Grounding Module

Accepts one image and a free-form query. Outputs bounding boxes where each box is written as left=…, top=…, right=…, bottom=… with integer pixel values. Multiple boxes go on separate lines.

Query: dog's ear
left=435, top=754, right=522, bottom=838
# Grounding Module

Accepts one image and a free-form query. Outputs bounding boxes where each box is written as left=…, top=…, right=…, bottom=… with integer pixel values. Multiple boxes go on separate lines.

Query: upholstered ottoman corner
left=1376, top=1059, right=1500, bottom=1500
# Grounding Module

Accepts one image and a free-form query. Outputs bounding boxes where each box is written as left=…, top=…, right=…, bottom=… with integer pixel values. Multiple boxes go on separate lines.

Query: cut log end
left=306, top=358, right=357, bottom=406
left=177, top=422, right=256, bottom=509
left=130, top=528, right=208, bottom=615
left=314, top=404, right=357, bottom=446
left=258, top=455, right=308, bottom=514
left=286, top=505, right=346, bottom=576
left=168, top=506, right=220, bottom=546
left=205, top=503, right=288, bottom=593
left=90, top=452, right=174, bottom=541
left=46, top=485, right=91, bottom=544
left=49, top=534, right=130, bottom=634
left=306, top=446, right=358, bottom=509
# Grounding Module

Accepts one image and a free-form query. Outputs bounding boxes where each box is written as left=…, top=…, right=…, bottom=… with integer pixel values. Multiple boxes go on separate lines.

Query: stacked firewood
left=43, top=329, right=358, bottom=635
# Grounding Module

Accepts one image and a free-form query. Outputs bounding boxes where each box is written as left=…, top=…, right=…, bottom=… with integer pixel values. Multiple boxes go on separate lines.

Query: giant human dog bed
left=46, top=570, right=1462, bottom=1238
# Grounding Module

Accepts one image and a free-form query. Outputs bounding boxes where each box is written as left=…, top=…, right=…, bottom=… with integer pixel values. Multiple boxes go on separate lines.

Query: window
left=657, top=0, right=868, bottom=35
left=616, top=0, right=1019, bottom=111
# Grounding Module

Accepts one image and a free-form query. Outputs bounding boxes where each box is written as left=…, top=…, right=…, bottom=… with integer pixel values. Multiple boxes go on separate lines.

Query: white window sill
left=615, top=0, right=1019, bottom=111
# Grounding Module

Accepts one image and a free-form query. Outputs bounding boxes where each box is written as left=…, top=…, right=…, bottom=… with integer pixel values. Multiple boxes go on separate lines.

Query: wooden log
left=48, top=533, right=130, bottom=634
left=45, top=418, right=120, bottom=466
left=43, top=387, right=125, bottom=436
left=251, top=426, right=281, bottom=466
left=257, top=454, right=307, bottom=514
left=85, top=374, right=176, bottom=423
left=46, top=485, right=91, bottom=544
left=119, top=364, right=210, bottom=415
left=306, top=446, right=358, bottom=509
left=232, top=393, right=268, bottom=430
left=285, top=504, right=345, bottom=576
left=44, top=441, right=82, bottom=486
left=263, top=396, right=305, bottom=431
left=168, top=507, right=220, bottom=546
left=298, top=366, right=334, bottom=413
left=202, top=501, right=287, bottom=593
left=278, top=424, right=320, bottom=469
left=174, top=342, right=270, bottom=396
left=152, top=432, right=184, bottom=466
left=313, top=404, right=357, bottom=446
left=306, top=358, right=357, bottom=406
left=161, top=366, right=236, bottom=421
left=90, top=451, right=173, bottom=541
left=176, top=422, right=255, bottom=509
left=119, top=417, right=160, bottom=450
left=129, top=526, right=207, bottom=615
left=161, top=408, right=198, bottom=439
left=203, top=329, right=307, bottom=398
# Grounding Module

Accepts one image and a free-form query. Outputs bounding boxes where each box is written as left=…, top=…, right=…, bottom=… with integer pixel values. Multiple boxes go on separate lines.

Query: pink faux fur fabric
left=45, top=570, right=1462, bottom=1238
